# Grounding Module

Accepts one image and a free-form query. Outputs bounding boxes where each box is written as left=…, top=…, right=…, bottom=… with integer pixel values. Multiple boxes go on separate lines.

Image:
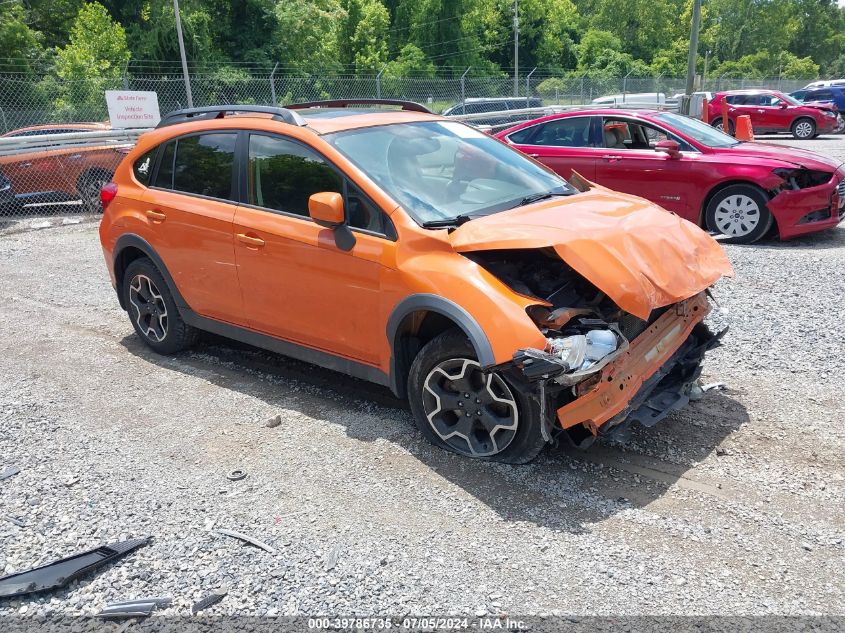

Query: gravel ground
left=1, top=135, right=844, bottom=621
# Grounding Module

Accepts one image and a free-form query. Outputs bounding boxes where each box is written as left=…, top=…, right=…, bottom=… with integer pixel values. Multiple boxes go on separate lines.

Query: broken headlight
left=547, top=329, right=618, bottom=372
left=772, top=168, right=832, bottom=190
left=513, top=328, right=627, bottom=386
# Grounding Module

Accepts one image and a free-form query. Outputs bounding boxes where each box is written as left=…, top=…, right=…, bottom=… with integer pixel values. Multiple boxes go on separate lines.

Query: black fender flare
left=385, top=293, right=495, bottom=398
left=112, top=234, right=188, bottom=311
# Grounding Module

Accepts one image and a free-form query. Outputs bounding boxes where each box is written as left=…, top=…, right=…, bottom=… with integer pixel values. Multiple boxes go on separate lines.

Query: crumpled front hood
left=449, top=188, right=734, bottom=320
left=725, top=141, right=842, bottom=171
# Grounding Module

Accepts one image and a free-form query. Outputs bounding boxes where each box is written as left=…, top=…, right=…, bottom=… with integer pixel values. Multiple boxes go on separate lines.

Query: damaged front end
left=470, top=249, right=723, bottom=448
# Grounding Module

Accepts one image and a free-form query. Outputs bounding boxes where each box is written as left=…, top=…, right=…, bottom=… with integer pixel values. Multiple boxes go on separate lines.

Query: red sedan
left=497, top=110, right=845, bottom=243
left=705, top=90, right=839, bottom=139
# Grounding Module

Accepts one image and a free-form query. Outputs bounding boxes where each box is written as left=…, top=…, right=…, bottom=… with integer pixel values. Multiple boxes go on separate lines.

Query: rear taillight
left=100, top=182, right=118, bottom=210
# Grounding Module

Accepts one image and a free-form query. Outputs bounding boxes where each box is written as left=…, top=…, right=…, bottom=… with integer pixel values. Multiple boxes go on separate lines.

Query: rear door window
left=171, top=133, right=237, bottom=201
left=519, top=117, right=595, bottom=147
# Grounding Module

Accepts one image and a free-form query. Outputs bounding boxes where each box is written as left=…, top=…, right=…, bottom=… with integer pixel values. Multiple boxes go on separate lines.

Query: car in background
left=99, top=101, right=732, bottom=462
left=0, top=122, right=130, bottom=212
left=592, top=92, right=667, bottom=107
left=497, top=109, right=845, bottom=243
left=0, top=169, right=16, bottom=214
left=442, top=97, right=543, bottom=127
left=802, top=79, right=845, bottom=90
left=789, top=86, right=845, bottom=133
left=704, top=90, right=838, bottom=139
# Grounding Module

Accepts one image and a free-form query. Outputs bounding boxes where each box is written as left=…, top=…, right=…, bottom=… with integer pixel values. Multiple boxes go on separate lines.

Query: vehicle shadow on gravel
left=122, top=335, right=749, bottom=534
left=717, top=224, right=845, bottom=251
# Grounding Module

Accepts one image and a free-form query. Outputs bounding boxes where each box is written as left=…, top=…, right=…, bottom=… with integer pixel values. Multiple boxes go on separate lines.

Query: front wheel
left=407, top=329, right=547, bottom=463
left=791, top=117, right=816, bottom=140
left=705, top=184, right=773, bottom=244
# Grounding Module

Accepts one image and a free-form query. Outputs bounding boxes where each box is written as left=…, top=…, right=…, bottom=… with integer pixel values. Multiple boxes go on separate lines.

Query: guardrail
left=0, top=128, right=153, bottom=157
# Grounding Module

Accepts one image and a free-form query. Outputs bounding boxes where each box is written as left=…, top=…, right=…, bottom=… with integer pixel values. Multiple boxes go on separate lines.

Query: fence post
left=580, top=74, right=585, bottom=104
left=0, top=106, right=7, bottom=134
left=655, top=73, right=663, bottom=105
left=623, top=70, right=633, bottom=103
left=122, top=60, right=129, bottom=90
left=270, top=63, right=279, bottom=105
left=555, top=87, right=559, bottom=105
left=461, top=66, right=471, bottom=108
left=376, top=65, right=387, bottom=99
left=525, top=67, right=536, bottom=107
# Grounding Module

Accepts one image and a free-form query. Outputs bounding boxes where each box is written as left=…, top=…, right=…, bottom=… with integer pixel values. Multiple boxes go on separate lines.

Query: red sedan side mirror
left=779, top=102, right=788, bottom=109
left=655, top=139, right=681, bottom=158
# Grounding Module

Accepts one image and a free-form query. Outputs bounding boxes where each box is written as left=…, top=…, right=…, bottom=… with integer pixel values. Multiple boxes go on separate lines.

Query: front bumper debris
left=769, top=169, right=845, bottom=239
left=510, top=292, right=720, bottom=445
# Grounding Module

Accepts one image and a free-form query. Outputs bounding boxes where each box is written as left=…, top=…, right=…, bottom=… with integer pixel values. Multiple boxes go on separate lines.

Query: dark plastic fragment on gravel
left=191, top=590, right=227, bottom=615
left=0, top=537, right=151, bottom=598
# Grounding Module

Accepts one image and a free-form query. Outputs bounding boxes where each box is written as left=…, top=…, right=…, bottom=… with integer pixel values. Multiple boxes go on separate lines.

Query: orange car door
left=143, top=132, right=245, bottom=324
left=233, top=133, right=391, bottom=365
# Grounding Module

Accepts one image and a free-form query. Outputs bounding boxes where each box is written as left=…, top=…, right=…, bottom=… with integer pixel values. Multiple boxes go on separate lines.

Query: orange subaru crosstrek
left=99, top=100, right=733, bottom=463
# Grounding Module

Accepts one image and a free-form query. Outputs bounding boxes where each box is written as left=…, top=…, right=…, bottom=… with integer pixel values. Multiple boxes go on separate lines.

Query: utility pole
left=174, top=0, right=193, bottom=108
left=513, top=0, right=519, bottom=97
left=684, top=0, right=702, bottom=97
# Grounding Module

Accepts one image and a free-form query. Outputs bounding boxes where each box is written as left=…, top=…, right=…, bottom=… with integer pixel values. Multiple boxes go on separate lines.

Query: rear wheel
left=122, top=258, right=199, bottom=354
left=408, top=329, right=547, bottom=463
left=712, top=118, right=734, bottom=135
left=791, top=117, right=816, bottom=140
left=705, top=184, right=773, bottom=244
left=77, top=170, right=112, bottom=213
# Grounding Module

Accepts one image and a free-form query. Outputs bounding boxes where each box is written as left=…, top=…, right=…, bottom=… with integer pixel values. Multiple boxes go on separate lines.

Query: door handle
left=145, top=209, right=166, bottom=222
left=601, top=155, right=623, bottom=162
left=69, top=154, right=83, bottom=160
left=236, top=233, right=265, bottom=248
left=20, top=162, right=32, bottom=168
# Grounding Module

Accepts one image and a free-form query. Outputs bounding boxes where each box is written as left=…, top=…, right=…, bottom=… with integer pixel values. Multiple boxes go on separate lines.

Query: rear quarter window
left=133, top=149, right=157, bottom=186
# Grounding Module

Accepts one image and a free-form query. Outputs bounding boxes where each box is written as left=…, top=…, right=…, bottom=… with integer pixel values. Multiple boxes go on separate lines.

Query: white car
left=803, top=79, right=845, bottom=90
left=591, top=92, right=667, bottom=106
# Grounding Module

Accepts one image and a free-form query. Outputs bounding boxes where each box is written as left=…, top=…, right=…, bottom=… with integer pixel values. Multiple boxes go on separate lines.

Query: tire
left=122, top=257, right=199, bottom=354
left=407, top=329, right=547, bottom=464
left=77, top=169, right=112, bottom=214
left=705, top=184, right=773, bottom=244
left=712, top=118, right=734, bottom=135
left=791, top=117, right=816, bottom=140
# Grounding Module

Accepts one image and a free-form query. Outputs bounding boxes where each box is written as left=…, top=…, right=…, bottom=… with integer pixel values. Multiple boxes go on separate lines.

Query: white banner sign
left=105, top=90, right=161, bottom=128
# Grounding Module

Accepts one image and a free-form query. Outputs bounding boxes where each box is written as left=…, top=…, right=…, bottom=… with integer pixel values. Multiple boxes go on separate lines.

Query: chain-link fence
left=0, top=69, right=823, bottom=229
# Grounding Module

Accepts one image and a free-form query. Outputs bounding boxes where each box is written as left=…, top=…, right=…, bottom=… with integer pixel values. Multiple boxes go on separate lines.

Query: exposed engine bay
left=466, top=248, right=719, bottom=446
left=466, top=248, right=644, bottom=385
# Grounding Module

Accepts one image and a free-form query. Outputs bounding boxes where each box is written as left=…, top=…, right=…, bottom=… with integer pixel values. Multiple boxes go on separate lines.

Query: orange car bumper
left=555, top=292, right=713, bottom=433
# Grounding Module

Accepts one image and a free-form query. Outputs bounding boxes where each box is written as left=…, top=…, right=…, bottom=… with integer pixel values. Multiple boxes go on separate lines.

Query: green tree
left=53, top=2, right=129, bottom=118
left=589, top=0, right=685, bottom=63
left=575, top=30, right=622, bottom=70
left=384, top=43, right=436, bottom=77
left=353, top=0, right=390, bottom=72
left=273, top=0, right=345, bottom=72
left=0, top=2, right=44, bottom=74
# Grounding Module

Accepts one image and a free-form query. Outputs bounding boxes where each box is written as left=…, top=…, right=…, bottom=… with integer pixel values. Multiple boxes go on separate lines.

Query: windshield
left=653, top=112, right=740, bottom=148
left=324, top=120, right=574, bottom=225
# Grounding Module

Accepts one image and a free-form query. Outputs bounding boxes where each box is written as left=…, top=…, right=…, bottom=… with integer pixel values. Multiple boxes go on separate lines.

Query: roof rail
left=156, top=105, right=305, bottom=128
left=285, top=99, right=433, bottom=114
